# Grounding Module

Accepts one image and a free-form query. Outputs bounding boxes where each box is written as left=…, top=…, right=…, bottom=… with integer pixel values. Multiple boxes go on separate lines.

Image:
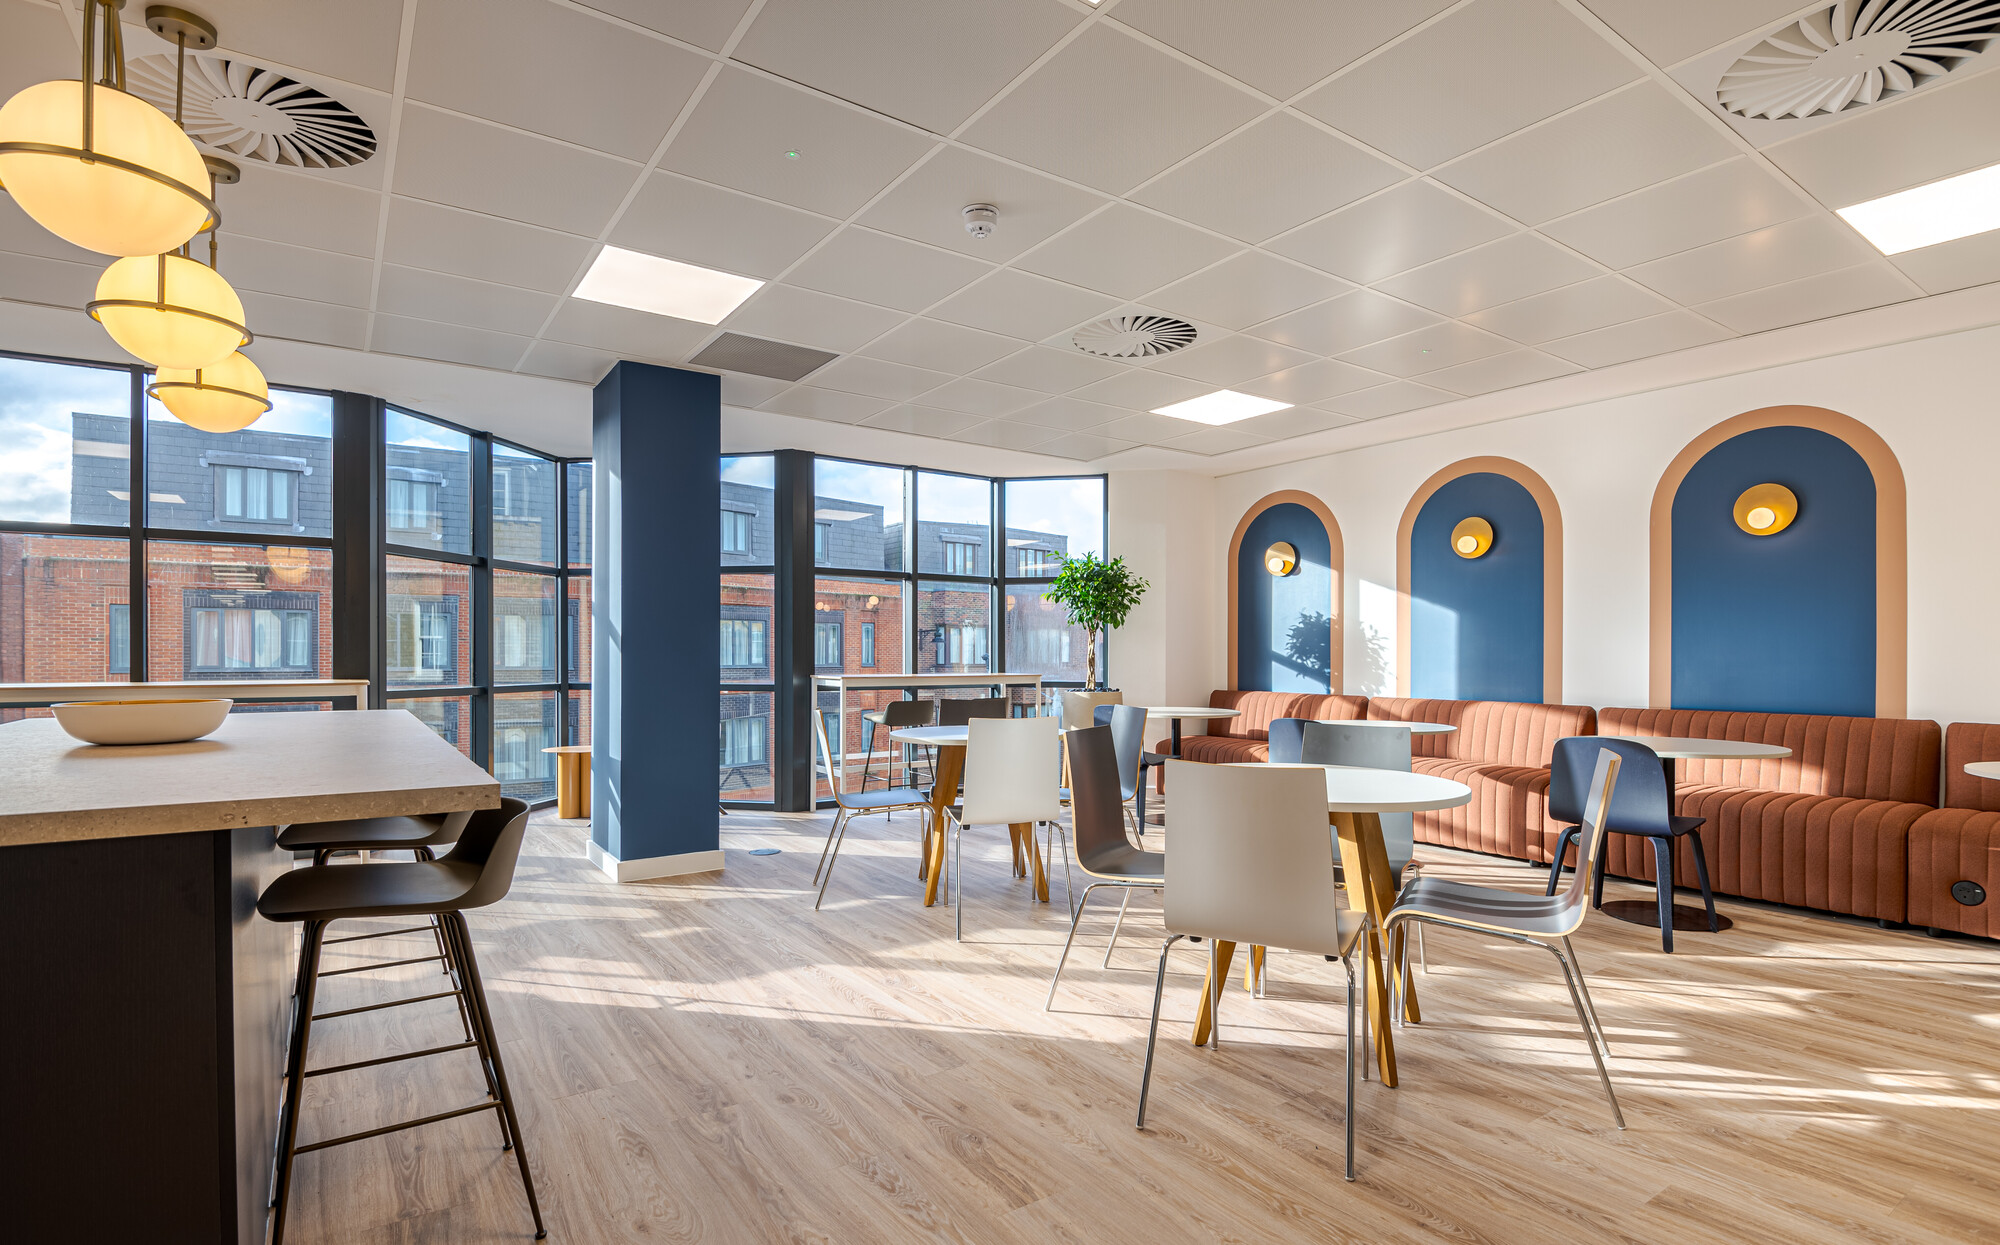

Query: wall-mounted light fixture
left=1264, top=541, right=1296, bottom=576
left=1451, top=517, right=1493, bottom=559
left=1733, top=483, right=1798, bottom=535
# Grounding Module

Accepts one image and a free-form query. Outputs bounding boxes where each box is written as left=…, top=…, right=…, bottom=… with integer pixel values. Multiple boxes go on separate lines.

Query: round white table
left=1965, top=761, right=2000, bottom=781
left=1595, top=736, right=1792, bottom=933
left=1138, top=706, right=1240, bottom=758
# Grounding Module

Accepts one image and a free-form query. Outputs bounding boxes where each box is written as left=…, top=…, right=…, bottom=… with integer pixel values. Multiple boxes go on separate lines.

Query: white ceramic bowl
left=51, top=698, right=233, bottom=746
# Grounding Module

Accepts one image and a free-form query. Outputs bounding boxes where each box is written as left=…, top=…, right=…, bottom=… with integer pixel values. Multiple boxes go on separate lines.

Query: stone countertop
left=0, top=710, right=500, bottom=847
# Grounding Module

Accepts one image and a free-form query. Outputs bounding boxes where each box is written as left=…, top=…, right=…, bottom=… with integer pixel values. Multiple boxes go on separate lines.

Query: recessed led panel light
left=1837, top=162, right=2000, bottom=255
left=1151, top=390, right=1292, bottom=426
left=572, top=246, right=763, bottom=324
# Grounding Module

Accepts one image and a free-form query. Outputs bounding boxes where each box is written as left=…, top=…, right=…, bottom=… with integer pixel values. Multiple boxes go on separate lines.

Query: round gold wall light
left=1264, top=541, right=1297, bottom=576
left=1451, top=517, right=1493, bottom=559
left=1733, top=483, right=1798, bottom=535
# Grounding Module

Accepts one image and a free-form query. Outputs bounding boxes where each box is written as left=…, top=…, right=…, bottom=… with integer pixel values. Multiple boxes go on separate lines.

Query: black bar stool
left=257, top=797, right=547, bottom=1243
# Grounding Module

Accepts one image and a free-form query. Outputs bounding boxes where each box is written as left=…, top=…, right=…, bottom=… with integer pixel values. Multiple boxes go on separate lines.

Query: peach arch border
left=1648, top=405, right=1907, bottom=716
left=1226, top=490, right=1344, bottom=692
left=1395, top=457, right=1564, bottom=703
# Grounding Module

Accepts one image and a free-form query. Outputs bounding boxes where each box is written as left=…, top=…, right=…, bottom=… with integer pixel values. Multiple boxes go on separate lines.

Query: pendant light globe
left=149, top=350, right=270, bottom=432
left=89, top=251, right=249, bottom=369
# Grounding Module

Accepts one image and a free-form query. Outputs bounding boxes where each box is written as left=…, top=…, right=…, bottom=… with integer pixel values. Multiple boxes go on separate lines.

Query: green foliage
left=1042, top=552, right=1149, bottom=635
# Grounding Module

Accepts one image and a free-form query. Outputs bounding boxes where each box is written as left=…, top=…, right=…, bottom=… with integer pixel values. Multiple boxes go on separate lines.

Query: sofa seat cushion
left=1173, top=735, right=1269, bottom=766
left=1408, top=757, right=1553, bottom=861
left=1907, top=809, right=2000, bottom=938
left=1597, top=783, right=1926, bottom=923
left=1203, top=689, right=1368, bottom=740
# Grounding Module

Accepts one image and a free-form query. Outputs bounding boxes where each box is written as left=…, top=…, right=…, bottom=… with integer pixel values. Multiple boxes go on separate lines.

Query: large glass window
left=721, top=456, right=774, bottom=568
left=492, top=443, right=558, bottom=566
left=148, top=388, right=332, bottom=539
left=385, top=409, right=471, bottom=555
left=566, top=462, right=592, bottom=569
left=916, top=471, right=990, bottom=577
left=388, top=556, right=469, bottom=688
left=0, top=533, right=131, bottom=709
left=145, top=542, right=333, bottom=680
left=0, top=355, right=132, bottom=527
left=1002, top=475, right=1105, bottom=681
left=814, top=458, right=904, bottom=573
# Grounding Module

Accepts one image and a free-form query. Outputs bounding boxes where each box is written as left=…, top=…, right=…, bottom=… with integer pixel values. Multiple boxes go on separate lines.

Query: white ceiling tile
left=1435, top=83, right=1738, bottom=224
left=1147, top=334, right=1316, bottom=386
left=1098, top=412, right=1208, bottom=443
left=1761, top=65, right=2000, bottom=208
left=1692, top=263, right=1914, bottom=334
left=371, top=315, right=530, bottom=371
left=1338, top=320, right=1513, bottom=375
left=862, top=318, right=1024, bottom=373
left=929, top=270, right=1118, bottom=342
left=1266, top=180, right=1513, bottom=283
left=1132, top=112, right=1402, bottom=243
left=858, top=146, right=1108, bottom=264
left=237, top=291, right=370, bottom=351
left=1540, top=309, right=1734, bottom=368
left=960, top=25, right=1264, bottom=194
left=1463, top=277, right=1673, bottom=345
left=1113, top=0, right=1457, bottom=99
left=722, top=284, right=906, bottom=354
left=0, top=251, right=100, bottom=311
left=973, top=347, right=1130, bottom=394
left=1156, top=426, right=1274, bottom=456
left=0, top=0, right=90, bottom=103
left=1318, top=379, right=1455, bottom=418
left=916, top=377, right=1043, bottom=418
left=1249, top=289, right=1442, bottom=353
left=224, top=167, right=384, bottom=257
left=519, top=341, right=620, bottom=385
left=1375, top=233, right=1597, bottom=317
left=1575, top=0, right=1805, bottom=68
left=1013, top=205, right=1239, bottom=298
left=1230, top=405, right=1359, bottom=440
left=1147, top=251, right=1349, bottom=330
left=861, top=404, right=987, bottom=438
left=759, top=386, right=891, bottom=423
left=408, top=0, right=706, bottom=161
left=1036, top=431, right=1141, bottom=460
left=199, top=0, right=406, bottom=93
left=393, top=106, right=635, bottom=236
left=543, top=300, right=715, bottom=362
left=808, top=355, right=954, bottom=401
left=1423, top=348, right=1581, bottom=396
left=787, top=228, right=991, bottom=313
left=223, top=236, right=374, bottom=309
left=1540, top=158, right=1814, bottom=269
left=1296, top=0, right=1640, bottom=168
left=1068, top=368, right=1211, bottom=411
left=374, top=265, right=559, bottom=336
left=383, top=199, right=593, bottom=294
left=659, top=66, right=936, bottom=218
left=720, top=373, right=792, bottom=408
left=1240, top=358, right=1389, bottom=404
left=734, top=0, right=1079, bottom=133
left=610, top=172, right=837, bottom=280
left=1625, top=215, right=1880, bottom=305
left=0, top=192, right=96, bottom=266
left=1009, top=396, right=1127, bottom=430
left=574, top=0, right=754, bottom=51
left=948, top=420, right=1062, bottom=451
left=1890, top=228, right=2000, bottom=295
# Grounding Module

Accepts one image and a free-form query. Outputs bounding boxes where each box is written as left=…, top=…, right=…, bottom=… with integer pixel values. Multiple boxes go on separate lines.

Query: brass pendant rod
left=174, top=31, right=186, bottom=127
left=80, top=0, right=96, bottom=155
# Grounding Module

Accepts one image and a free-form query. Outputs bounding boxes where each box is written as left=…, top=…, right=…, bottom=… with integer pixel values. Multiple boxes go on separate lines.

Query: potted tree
left=1043, top=552, right=1149, bottom=691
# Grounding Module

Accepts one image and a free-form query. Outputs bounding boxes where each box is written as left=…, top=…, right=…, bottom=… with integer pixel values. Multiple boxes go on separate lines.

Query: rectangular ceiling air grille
left=687, top=333, right=837, bottom=382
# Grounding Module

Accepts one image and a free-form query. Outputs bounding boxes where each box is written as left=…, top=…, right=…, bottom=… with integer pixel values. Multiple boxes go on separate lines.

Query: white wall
left=1213, top=320, right=2000, bottom=728
left=1108, top=470, right=1222, bottom=709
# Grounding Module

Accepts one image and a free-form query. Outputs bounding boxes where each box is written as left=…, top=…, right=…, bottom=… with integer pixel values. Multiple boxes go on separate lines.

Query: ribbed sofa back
left=1365, top=697, right=1596, bottom=768
left=1941, top=722, right=2000, bottom=811
left=1598, top=707, right=1940, bottom=806
left=1207, top=690, right=1368, bottom=740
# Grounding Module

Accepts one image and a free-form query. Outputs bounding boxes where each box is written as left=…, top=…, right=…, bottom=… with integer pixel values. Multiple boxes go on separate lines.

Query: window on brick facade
left=935, top=624, right=986, bottom=668
left=721, top=509, right=751, bottom=554
left=942, top=539, right=976, bottom=575
left=814, top=620, right=842, bottom=668
left=108, top=603, right=130, bottom=674
left=860, top=621, right=875, bottom=668
left=186, top=592, right=316, bottom=674
left=720, top=715, right=766, bottom=767
left=720, top=618, right=766, bottom=668
left=216, top=465, right=297, bottom=524
left=814, top=522, right=830, bottom=564
left=388, top=597, right=458, bottom=684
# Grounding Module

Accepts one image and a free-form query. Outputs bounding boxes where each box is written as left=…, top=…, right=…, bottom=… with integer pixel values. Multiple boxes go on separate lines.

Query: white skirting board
left=586, top=839, right=726, bottom=882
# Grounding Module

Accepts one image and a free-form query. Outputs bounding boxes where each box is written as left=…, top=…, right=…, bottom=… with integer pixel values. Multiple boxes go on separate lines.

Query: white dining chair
left=1135, top=760, right=1371, bottom=1180
left=1382, top=747, right=1626, bottom=1127
left=950, top=714, right=1065, bottom=941
left=809, top=708, right=934, bottom=911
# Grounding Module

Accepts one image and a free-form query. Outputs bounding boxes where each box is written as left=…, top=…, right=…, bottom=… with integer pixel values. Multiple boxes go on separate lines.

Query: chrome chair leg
left=813, top=807, right=847, bottom=885
left=953, top=820, right=964, bottom=941
left=1135, top=933, right=1187, bottom=1129
left=813, top=809, right=856, bottom=911
left=1342, top=952, right=1357, bottom=1182
left=1562, top=934, right=1611, bottom=1054
left=1103, top=888, right=1133, bottom=968
left=1047, top=882, right=1107, bottom=1009
left=1207, top=938, right=1220, bottom=1050
left=1417, top=922, right=1427, bottom=974
left=1548, top=941, right=1624, bottom=1129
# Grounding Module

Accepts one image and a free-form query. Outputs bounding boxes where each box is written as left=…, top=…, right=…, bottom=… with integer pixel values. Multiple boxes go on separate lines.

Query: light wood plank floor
left=282, top=803, right=2000, bottom=1244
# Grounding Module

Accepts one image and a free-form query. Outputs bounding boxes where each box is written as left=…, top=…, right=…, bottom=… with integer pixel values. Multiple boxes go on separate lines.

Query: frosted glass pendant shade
left=89, top=252, right=249, bottom=369
left=150, top=351, right=270, bottom=432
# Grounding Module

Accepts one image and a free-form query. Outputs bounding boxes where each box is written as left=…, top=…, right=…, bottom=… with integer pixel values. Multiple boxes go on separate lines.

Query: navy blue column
left=591, top=362, right=721, bottom=877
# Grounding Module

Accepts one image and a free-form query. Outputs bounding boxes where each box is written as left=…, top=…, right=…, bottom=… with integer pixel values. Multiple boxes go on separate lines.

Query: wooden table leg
left=555, top=752, right=589, bottom=820
left=1016, top=823, right=1048, bottom=902
left=923, top=746, right=964, bottom=907
left=1246, top=944, right=1265, bottom=992
left=1191, top=940, right=1236, bottom=1045
left=1333, top=811, right=1400, bottom=1087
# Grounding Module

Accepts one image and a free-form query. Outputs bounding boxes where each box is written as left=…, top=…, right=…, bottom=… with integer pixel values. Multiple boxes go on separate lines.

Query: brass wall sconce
left=1451, top=517, right=1492, bottom=559
left=1264, top=541, right=1296, bottom=576
left=1734, top=483, right=1798, bottom=535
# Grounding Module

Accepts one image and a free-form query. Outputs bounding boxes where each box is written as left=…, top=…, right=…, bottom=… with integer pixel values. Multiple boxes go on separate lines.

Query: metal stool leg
left=270, top=919, right=328, bottom=1245
left=446, top=912, right=549, bottom=1239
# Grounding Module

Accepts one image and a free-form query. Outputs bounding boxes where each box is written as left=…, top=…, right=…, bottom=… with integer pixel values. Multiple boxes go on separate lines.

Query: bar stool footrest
left=316, top=952, right=445, bottom=977
left=305, top=1039, right=480, bottom=1079
left=313, top=988, right=459, bottom=1021
left=294, top=1100, right=502, bottom=1154
left=325, top=924, right=437, bottom=945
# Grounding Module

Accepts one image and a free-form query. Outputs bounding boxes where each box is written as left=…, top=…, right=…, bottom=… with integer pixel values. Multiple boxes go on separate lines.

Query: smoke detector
left=126, top=52, right=378, bottom=167
left=962, top=203, right=997, bottom=239
left=1071, top=314, right=1197, bottom=359
left=1717, top=1, right=2000, bottom=120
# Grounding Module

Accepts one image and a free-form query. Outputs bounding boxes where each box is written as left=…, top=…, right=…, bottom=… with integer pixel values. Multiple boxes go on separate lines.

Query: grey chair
left=810, top=709, right=934, bottom=910
left=1383, top=748, right=1626, bottom=1127
left=1300, top=722, right=1416, bottom=885
left=1266, top=716, right=1309, bottom=764
left=939, top=696, right=1009, bottom=725
left=1544, top=735, right=1716, bottom=953
left=1046, top=724, right=1166, bottom=1008
left=1092, top=703, right=1150, bottom=834
left=859, top=697, right=933, bottom=795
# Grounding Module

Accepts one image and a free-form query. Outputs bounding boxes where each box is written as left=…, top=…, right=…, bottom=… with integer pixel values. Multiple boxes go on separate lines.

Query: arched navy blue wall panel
left=1671, top=425, right=1874, bottom=716
left=1237, top=503, right=1332, bottom=692
left=1410, top=473, right=1542, bottom=702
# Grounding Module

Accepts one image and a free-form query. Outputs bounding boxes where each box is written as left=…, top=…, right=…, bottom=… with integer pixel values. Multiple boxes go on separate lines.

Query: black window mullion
left=126, top=366, right=147, bottom=682
left=470, top=436, right=493, bottom=770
